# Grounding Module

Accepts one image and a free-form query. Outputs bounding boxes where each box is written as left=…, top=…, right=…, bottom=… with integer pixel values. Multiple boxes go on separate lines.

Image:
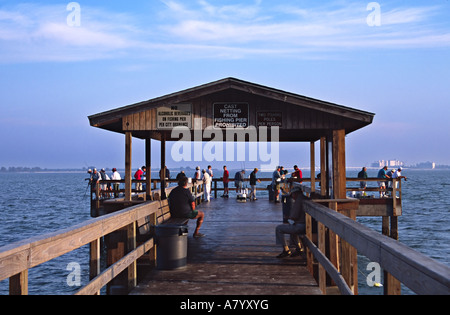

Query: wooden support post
left=146, top=137, right=152, bottom=201
left=125, top=132, right=132, bottom=202
left=9, top=270, right=28, bottom=295
left=310, top=141, right=316, bottom=193
left=332, top=129, right=346, bottom=200
left=332, top=129, right=358, bottom=294
left=127, top=222, right=137, bottom=292
left=89, top=238, right=101, bottom=295
left=320, top=137, right=326, bottom=197
left=329, top=202, right=340, bottom=273
left=382, top=216, right=401, bottom=295
left=160, top=133, right=167, bottom=200
left=318, top=222, right=327, bottom=294
left=305, top=214, right=314, bottom=275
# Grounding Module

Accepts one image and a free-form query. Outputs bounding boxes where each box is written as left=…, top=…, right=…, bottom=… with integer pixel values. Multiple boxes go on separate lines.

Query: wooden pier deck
left=130, top=197, right=322, bottom=295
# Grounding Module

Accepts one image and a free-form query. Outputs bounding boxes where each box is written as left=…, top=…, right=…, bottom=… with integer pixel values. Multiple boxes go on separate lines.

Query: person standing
left=100, top=168, right=111, bottom=198
left=134, top=166, right=146, bottom=191
left=249, top=168, right=261, bottom=201
left=90, top=168, right=101, bottom=200
left=234, top=170, right=245, bottom=193
left=111, top=168, right=122, bottom=198
left=272, top=166, right=282, bottom=203
left=392, top=167, right=407, bottom=189
left=358, top=167, right=368, bottom=196
left=377, top=166, right=390, bottom=197
left=160, top=166, right=171, bottom=188
left=222, top=165, right=230, bottom=198
left=193, top=166, right=201, bottom=182
left=202, top=169, right=212, bottom=202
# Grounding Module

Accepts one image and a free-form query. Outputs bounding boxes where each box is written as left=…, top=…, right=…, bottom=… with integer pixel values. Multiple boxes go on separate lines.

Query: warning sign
left=256, top=111, right=283, bottom=127
left=213, top=103, right=249, bottom=128
left=157, top=104, right=192, bottom=130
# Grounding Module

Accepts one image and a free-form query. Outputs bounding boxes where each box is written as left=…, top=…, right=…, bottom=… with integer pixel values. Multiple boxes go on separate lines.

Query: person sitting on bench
left=168, top=176, right=205, bottom=238
left=275, top=185, right=306, bottom=258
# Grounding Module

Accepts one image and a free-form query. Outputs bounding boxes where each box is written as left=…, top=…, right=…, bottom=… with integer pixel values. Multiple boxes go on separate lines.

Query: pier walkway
left=130, top=197, right=321, bottom=295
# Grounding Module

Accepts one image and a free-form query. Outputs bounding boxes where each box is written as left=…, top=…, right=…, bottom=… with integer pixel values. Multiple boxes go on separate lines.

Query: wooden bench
left=156, top=199, right=190, bottom=226
left=137, top=199, right=189, bottom=238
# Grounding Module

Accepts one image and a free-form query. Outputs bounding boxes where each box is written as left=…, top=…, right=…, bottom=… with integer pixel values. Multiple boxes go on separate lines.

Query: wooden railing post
left=90, top=238, right=101, bottom=295
left=127, top=221, right=137, bottom=292
left=9, top=270, right=28, bottom=295
left=318, top=222, right=327, bottom=294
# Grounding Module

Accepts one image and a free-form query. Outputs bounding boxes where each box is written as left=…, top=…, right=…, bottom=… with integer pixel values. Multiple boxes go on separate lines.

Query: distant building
left=371, top=160, right=404, bottom=168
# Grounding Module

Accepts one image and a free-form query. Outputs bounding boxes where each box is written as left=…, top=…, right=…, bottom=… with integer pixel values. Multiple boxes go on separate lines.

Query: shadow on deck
left=130, top=197, right=321, bottom=295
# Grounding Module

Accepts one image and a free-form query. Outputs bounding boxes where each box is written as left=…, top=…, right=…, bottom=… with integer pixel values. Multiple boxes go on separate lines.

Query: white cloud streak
left=0, top=1, right=449, bottom=63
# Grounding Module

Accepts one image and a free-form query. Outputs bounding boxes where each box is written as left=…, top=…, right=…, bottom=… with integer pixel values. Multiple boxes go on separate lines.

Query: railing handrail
left=302, top=199, right=450, bottom=295
left=0, top=181, right=205, bottom=294
left=0, top=200, right=158, bottom=282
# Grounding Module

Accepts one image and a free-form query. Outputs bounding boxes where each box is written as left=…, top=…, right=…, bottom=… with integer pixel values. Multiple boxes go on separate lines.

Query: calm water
left=0, top=170, right=448, bottom=295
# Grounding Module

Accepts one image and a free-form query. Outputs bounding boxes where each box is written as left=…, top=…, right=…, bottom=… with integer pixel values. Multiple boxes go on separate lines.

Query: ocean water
left=0, top=169, right=448, bottom=295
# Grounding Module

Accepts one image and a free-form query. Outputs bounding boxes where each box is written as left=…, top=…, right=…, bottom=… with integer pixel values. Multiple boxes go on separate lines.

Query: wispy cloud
left=0, top=1, right=449, bottom=63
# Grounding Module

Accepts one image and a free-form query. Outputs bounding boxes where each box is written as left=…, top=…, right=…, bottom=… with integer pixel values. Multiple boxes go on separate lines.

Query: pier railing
left=300, top=195, right=450, bottom=295
left=0, top=181, right=204, bottom=295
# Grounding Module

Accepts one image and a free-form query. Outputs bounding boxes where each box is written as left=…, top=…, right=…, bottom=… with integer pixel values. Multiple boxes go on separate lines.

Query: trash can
left=267, top=185, right=274, bottom=202
left=154, top=224, right=189, bottom=270
left=281, top=194, right=292, bottom=221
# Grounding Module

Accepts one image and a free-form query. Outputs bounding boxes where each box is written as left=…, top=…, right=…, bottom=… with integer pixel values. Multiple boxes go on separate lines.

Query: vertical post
left=90, top=238, right=101, bottom=295
left=146, top=137, right=152, bottom=200
left=125, top=132, right=132, bottom=202
left=160, top=133, right=167, bottom=199
left=383, top=215, right=401, bottom=295
left=332, top=129, right=346, bottom=199
left=305, top=214, right=313, bottom=275
left=332, top=129, right=358, bottom=294
left=318, top=222, right=327, bottom=294
left=329, top=201, right=340, bottom=273
left=9, top=271, right=28, bottom=295
left=127, top=222, right=137, bottom=292
left=310, top=141, right=316, bottom=193
left=320, top=137, right=327, bottom=197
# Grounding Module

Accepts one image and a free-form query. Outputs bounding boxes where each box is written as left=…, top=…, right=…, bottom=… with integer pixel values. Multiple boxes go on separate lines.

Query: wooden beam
left=310, top=141, right=315, bottom=193
left=9, top=270, right=28, bottom=295
left=89, top=239, right=101, bottom=295
left=146, top=137, right=152, bottom=200
left=160, top=133, right=167, bottom=199
left=332, top=129, right=346, bottom=199
left=320, top=137, right=326, bottom=197
left=125, top=132, right=132, bottom=202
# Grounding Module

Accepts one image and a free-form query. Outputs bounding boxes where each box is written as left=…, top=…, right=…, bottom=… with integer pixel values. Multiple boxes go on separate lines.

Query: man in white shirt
left=392, top=167, right=407, bottom=189
left=111, top=168, right=122, bottom=197
left=202, top=169, right=211, bottom=202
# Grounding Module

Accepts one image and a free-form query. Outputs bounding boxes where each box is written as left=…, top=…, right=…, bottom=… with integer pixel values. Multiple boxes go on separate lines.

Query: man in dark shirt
left=168, top=177, right=205, bottom=238
left=275, top=185, right=306, bottom=258
left=249, top=168, right=261, bottom=201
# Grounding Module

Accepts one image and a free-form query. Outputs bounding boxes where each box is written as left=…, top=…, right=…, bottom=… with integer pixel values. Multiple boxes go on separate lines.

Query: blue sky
left=0, top=0, right=449, bottom=170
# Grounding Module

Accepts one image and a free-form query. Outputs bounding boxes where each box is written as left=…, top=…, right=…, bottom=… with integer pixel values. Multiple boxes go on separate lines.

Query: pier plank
left=130, top=198, right=321, bottom=295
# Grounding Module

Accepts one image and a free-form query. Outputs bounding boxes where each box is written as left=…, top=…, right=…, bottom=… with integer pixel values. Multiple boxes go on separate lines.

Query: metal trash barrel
left=154, top=224, right=189, bottom=270
left=267, top=185, right=274, bottom=201
left=281, top=194, right=292, bottom=221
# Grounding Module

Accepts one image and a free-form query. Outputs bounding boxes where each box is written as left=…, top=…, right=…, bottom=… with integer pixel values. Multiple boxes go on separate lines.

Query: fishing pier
left=1, top=78, right=449, bottom=295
